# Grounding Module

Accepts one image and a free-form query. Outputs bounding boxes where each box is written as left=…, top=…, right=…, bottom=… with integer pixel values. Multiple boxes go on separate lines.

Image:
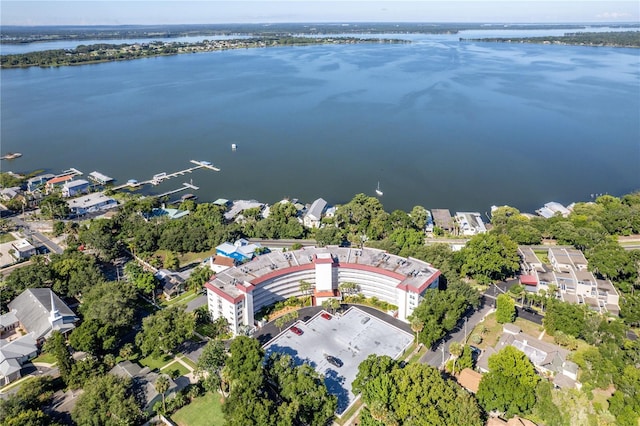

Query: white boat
left=375, top=182, right=383, bottom=196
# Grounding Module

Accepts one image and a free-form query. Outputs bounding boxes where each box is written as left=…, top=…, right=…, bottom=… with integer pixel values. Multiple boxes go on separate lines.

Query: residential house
left=45, top=174, right=75, bottom=193
left=149, top=207, right=190, bottom=220
left=208, top=255, right=236, bottom=274
left=0, top=334, right=38, bottom=385
left=536, top=202, right=571, bottom=218
left=110, top=360, right=179, bottom=412
left=0, top=187, right=22, bottom=202
left=456, top=368, right=482, bottom=393
left=216, top=239, right=262, bottom=263
left=478, top=324, right=580, bottom=389
left=6, top=288, right=78, bottom=345
left=303, top=198, right=328, bottom=228
left=156, top=269, right=187, bottom=300
left=11, top=239, right=36, bottom=260
left=27, top=174, right=55, bottom=193
left=454, top=212, right=487, bottom=236
left=67, top=192, right=118, bottom=215
left=61, top=179, right=91, bottom=198
left=223, top=200, right=264, bottom=221
left=431, top=209, right=455, bottom=233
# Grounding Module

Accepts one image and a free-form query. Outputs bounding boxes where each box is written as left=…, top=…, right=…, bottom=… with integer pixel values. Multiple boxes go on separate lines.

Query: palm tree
left=299, top=280, right=312, bottom=306
left=449, top=342, right=463, bottom=374
left=155, top=374, right=170, bottom=414
left=410, top=317, right=424, bottom=344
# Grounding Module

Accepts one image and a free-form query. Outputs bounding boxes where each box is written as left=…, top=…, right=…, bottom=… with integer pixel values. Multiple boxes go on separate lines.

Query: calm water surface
left=2, top=32, right=639, bottom=213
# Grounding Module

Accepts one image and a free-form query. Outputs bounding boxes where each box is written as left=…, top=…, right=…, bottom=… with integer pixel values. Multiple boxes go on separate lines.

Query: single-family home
left=303, top=198, right=328, bottom=228
left=454, top=212, right=487, bottom=236
left=27, top=174, right=55, bottom=193
left=11, top=239, right=36, bottom=260
left=67, top=192, right=118, bottom=215
left=61, top=179, right=91, bottom=198
left=431, top=209, right=455, bottom=233
left=110, top=360, right=179, bottom=412
left=477, top=324, right=580, bottom=389
left=0, top=334, right=38, bottom=385
left=45, top=174, right=75, bottom=193
left=208, top=255, right=236, bottom=274
left=216, top=239, right=262, bottom=262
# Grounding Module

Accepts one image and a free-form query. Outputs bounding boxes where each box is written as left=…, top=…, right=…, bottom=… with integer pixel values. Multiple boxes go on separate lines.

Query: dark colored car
left=325, top=355, right=343, bottom=368
left=321, top=313, right=332, bottom=320
left=290, top=326, right=303, bottom=336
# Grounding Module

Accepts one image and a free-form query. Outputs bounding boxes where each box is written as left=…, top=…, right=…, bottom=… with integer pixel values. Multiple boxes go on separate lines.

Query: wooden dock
left=111, top=160, right=218, bottom=192
left=156, top=182, right=201, bottom=198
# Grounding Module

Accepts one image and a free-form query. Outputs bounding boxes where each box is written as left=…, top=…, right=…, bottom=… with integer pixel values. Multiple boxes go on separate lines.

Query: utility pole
left=464, top=317, right=468, bottom=343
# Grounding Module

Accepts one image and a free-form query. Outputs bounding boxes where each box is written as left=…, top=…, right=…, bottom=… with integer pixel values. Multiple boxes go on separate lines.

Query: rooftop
left=206, top=246, right=440, bottom=302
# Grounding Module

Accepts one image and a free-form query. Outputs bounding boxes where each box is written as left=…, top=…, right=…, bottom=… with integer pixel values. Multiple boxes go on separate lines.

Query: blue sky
left=2, top=1, right=638, bottom=26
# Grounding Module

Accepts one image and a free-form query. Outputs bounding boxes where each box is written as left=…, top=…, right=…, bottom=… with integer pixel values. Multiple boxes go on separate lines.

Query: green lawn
left=0, top=233, right=16, bottom=243
left=178, top=355, right=198, bottom=370
left=32, top=352, right=57, bottom=365
left=161, top=291, right=199, bottom=307
left=161, top=361, right=189, bottom=377
left=139, top=354, right=172, bottom=371
left=178, top=248, right=217, bottom=267
left=171, top=392, right=225, bottom=426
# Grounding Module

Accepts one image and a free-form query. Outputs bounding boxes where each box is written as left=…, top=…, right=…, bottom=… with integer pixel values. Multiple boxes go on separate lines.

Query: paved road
left=420, top=297, right=494, bottom=368
left=11, top=216, right=64, bottom=254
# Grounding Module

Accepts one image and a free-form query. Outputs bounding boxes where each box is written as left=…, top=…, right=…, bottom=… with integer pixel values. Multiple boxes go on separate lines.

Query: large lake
left=2, top=31, right=639, bottom=214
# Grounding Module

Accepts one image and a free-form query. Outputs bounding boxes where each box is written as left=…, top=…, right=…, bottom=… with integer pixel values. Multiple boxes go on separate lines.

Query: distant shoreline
left=460, top=31, right=640, bottom=48
left=0, top=36, right=409, bottom=69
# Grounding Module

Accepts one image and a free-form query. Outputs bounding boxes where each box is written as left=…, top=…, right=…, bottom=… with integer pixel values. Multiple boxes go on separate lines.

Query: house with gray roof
left=303, top=198, right=328, bottom=228
left=0, top=334, right=38, bottom=385
left=7, top=288, right=78, bottom=345
left=477, top=325, right=580, bottom=389
left=110, top=360, right=179, bottom=412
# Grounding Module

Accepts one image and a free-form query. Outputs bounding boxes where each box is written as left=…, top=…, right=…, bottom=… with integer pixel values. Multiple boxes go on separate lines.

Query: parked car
left=290, top=326, right=303, bottom=336
left=325, top=354, right=343, bottom=368
left=321, top=312, right=332, bottom=320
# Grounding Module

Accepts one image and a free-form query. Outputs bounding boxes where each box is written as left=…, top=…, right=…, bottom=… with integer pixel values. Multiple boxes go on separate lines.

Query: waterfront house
left=536, top=202, right=571, bottom=218
left=27, top=174, right=55, bottom=193
left=67, top=192, right=118, bottom=215
left=61, top=179, right=91, bottom=198
left=45, top=174, right=75, bottom=193
left=431, top=209, right=455, bottom=233
left=303, top=198, right=328, bottom=228
left=454, top=212, right=487, bottom=236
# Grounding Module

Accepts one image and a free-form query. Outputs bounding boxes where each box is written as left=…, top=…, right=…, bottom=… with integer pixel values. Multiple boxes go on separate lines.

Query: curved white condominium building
left=205, top=246, right=440, bottom=335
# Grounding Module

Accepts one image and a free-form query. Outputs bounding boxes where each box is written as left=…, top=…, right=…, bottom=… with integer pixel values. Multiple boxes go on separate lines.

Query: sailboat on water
left=375, top=182, right=383, bottom=196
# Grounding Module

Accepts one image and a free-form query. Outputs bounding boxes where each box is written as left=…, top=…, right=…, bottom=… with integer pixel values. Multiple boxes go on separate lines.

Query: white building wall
left=315, top=262, right=334, bottom=292
left=207, top=288, right=242, bottom=335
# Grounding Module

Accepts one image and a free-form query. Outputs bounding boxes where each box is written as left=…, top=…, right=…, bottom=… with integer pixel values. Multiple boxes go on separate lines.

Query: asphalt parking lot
left=263, top=307, right=413, bottom=415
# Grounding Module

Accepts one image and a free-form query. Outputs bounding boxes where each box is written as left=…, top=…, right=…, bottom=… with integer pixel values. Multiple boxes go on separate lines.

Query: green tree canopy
left=496, top=294, right=516, bottom=324
left=72, top=374, right=142, bottom=426
left=135, top=305, right=195, bottom=357
left=477, top=345, right=540, bottom=417
left=359, top=362, right=483, bottom=426
left=460, top=233, right=520, bottom=284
